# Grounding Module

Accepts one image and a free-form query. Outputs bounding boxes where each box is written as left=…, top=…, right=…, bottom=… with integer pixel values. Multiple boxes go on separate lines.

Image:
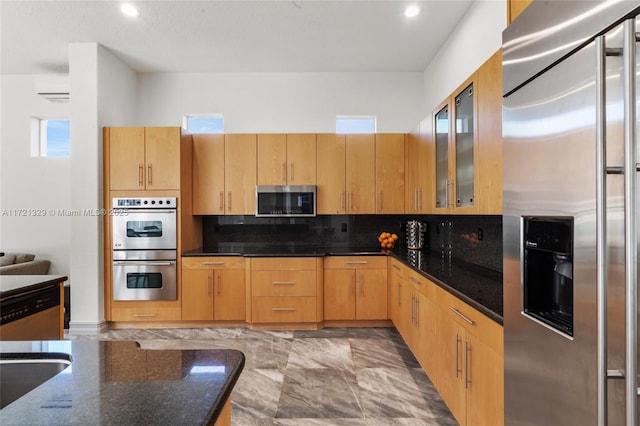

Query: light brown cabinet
left=431, top=49, right=503, bottom=215
left=316, top=134, right=346, bottom=214
left=375, top=133, right=405, bottom=214
left=250, top=257, right=322, bottom=324
left=257, top=134, right=316, bottom=185
left=192, top=134, right=257, bottom=215
left=181, top=257, right=246, bottom=321
left=107, top=127, right=181, bottom=191
left=434, top=285, right=504, bottom=426
left=324, top=256, right=387, bottom=320
left=405, top=131, right=430, bottom=214
left=316, top=134, right=376, bottom=214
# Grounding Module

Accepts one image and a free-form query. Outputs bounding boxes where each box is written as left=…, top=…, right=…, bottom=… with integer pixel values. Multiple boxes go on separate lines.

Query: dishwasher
left=0, top=284, right=62, bottom=340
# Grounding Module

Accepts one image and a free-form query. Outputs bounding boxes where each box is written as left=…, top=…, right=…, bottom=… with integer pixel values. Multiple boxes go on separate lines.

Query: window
left=31, top=118, right=70, bottom=157
left=183, top=114, right=224, bottom=134
left=336, top=116, right=377, bottom=134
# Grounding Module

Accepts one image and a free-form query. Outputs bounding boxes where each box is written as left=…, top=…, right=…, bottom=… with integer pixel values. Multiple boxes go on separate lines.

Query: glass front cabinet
left=433, top=75, right=479, bottom=214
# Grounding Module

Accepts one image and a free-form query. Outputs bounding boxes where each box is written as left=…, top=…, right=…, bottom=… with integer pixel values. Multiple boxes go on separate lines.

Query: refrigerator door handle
left=595, top=34, right=609, bottom=426
left=622, top=18, right=638, bottom=426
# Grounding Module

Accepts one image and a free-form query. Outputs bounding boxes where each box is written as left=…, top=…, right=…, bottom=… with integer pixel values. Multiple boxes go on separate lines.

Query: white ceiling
left=0, top=0, right=474, bottom=74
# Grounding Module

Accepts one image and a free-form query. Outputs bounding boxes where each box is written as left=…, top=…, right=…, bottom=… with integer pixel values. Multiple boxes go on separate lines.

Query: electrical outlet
left=477, top=227, right=483, bottom=241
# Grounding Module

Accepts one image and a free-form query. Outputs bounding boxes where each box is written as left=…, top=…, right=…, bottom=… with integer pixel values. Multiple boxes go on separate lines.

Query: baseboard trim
left=68, top=320, right=108, bottom=335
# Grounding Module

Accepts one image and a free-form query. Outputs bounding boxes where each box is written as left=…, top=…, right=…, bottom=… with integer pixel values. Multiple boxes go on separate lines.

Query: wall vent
left=35, top=75, right=69, bottom=103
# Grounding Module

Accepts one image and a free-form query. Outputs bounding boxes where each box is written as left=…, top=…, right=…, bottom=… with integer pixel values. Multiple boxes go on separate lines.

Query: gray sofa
left=0, top=253, right=51, bottom=275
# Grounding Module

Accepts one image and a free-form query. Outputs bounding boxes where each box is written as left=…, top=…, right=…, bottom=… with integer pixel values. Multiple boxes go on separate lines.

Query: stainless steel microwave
left=255, top=185, right=316, bottom=217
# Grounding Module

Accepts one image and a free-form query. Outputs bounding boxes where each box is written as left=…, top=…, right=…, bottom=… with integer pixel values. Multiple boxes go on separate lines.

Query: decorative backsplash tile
left=202, top=214, right=502, bottom=272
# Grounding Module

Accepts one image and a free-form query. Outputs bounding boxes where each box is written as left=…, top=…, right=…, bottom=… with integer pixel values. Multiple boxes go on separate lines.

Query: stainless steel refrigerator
left=503, top=1, right=640, bottom=425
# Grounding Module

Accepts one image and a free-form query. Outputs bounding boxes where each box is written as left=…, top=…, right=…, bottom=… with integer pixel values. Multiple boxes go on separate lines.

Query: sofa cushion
left=14, top=253, right=36, bottom=264
left=0, top=254, right=16, bottom=266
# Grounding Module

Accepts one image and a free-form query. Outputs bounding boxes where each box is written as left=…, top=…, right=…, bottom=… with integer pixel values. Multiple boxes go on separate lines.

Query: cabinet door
left=436, top=306, right=467, bottom=424
left=257, top=134, right=287, bottom=185
left=346, top=134, right=375, bottom=213
left=182, top=269, right=213, bottom=321
left=193, top=134, right=225, bottom=214
left=316, top=134, right=346, bottom=214
left=324, top=269, right=356, bottom=320
left=145, top=127, right=181, bottom=190
left=405, top=132, right=430, bottom=214
left=109, top=127, right=145, bottom=190
left=415, top=292, right=437, bottom=379
left=388, top=261, right=404, bottom=327
left=433, top=103, right=451, bottom=212
left=375, top=134, right=405, bottom=214
left=355, top=268, right=387, bottom=320
left=213, top=269, right=246, bottom=321
left=225, top=134, right=257, bottom=215
left=286, top=134, right=316, bottom=184
left=452, top=83, right=477, bottom=211
left=477, top=49, right=503, bottom=214
left=465, top=331, right=504, bottom=426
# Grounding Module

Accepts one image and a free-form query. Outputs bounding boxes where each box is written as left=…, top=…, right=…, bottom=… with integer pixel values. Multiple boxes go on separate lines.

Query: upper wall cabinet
left=257, top=134, right=316, bottom=185
left=375, top=134, right=405, bottom=214
left=192, top=134, right=257, bottom=215
left=433, top=74, right=479, bottom=214
left=107, top=127, right=181, bottom=191
left=317, top=134, right=346, bottom=214
left=405, top=128, right=431, bottom=214
left=431, top=49, right=503, bottom=215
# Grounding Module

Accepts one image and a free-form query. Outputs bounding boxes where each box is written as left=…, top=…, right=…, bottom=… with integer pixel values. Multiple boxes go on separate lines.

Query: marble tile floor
left=69, top=327, right=458, bottom=425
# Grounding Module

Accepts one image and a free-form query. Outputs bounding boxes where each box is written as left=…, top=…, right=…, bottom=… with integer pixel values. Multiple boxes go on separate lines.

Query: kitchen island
left=0, top=340, right=245, bottom=425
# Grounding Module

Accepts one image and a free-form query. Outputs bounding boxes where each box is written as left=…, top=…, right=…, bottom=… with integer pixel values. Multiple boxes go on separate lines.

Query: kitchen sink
left=0, top=353, right=72, bottom=409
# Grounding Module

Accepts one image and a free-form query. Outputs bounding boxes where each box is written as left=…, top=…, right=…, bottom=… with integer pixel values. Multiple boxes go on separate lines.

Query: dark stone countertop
left=183, top=243, right=503, bottom=325
left=0, top=275, right=68, bottom=299
left=0, top=340, right=245, bottom=425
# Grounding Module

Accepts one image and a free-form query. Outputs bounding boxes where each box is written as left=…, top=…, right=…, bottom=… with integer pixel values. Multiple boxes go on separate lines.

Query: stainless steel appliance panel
left=112, top=250, right=177, bottom=301
left=503, top=41, right=598, bottom=425
left=502, top=1, right=640, bottom=96
left=112, top=208, right=177, bottom=250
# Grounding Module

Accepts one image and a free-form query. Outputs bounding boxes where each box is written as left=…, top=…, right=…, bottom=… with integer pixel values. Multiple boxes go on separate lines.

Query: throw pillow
left=0, top=254, right=16, bottom=266
left=14, top=253, right=36, bottom=264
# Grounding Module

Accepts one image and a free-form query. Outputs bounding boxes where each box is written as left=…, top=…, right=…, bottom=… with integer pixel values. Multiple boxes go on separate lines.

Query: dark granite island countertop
left=0, top=275, right=68, bottom=298
left=0, top=340, right=244, bottom=425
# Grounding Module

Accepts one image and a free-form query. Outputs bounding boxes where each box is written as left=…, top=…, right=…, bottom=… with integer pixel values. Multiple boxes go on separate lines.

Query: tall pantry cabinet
left=103, top=126, right=200, bottom=323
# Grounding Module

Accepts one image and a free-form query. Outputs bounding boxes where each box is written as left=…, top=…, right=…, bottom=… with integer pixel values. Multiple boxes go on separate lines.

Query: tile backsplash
left=202, top=214, right=502, bottom=272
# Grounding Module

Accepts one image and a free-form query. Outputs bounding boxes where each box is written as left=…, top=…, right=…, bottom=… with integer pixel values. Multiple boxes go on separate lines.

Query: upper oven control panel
left=112, top=197, right=177, bottom=209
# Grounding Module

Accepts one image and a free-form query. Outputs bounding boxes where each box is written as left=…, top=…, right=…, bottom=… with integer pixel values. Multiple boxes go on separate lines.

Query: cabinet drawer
left=251, top=297, right=318, bottom=323
left=182, top=257, right=245, bottom=270
left=110, top=306, right=181, bottom=321
left=251, top=257, right=316, bottom=271
left=324, top=256, right=387, bottom=269
left=407, top=270, right=436, bottom=301
left=435, top=286, right=503, bottom=354
left=252, top=270, right=316, bottom=296
left=389, top=258, right=407, bottom=278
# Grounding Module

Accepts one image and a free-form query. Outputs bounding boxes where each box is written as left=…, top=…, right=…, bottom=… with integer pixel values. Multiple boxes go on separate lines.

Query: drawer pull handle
left=271, top=308, right=296, bottom=312
left=392, top=264, right=400, bottom=271
left=272, top=281, right=295, bottom=285
left=450, top=307, right=475, bottom=325
left=409, top=277, right=422, bottom=285
left=133, top=313, right=157, bottom=318
left=345, top=261, right=368, bottom=265
left=202, top=262, right=225, bottom=265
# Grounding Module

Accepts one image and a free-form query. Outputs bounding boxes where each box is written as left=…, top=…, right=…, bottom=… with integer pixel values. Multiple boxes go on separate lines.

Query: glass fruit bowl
left=377, top=232, right=398, bottom=249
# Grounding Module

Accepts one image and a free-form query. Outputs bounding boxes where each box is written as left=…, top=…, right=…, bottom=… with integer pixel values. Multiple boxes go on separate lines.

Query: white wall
left=0, top=74, right=71, bottom=275
left=422, top=0, right=507, bottom=120
left=136, top=72, right=424, bottom=133
left=67, top=43, right=137, bottom=334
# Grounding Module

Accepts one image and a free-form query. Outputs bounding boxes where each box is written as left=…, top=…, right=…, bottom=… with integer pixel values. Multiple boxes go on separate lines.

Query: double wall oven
left=111, top=197, right=177, bottom=301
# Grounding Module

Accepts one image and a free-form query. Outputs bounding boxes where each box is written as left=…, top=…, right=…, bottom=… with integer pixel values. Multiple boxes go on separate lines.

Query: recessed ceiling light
left=404, top=5, right=421, bottom=18
left=120, top=3, right=140, bottom=18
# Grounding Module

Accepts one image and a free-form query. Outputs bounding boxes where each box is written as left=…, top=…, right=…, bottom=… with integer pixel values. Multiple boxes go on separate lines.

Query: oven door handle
left=113, top=209, right=176, bottom=214
left=113, top=261, right=175, bottom=266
